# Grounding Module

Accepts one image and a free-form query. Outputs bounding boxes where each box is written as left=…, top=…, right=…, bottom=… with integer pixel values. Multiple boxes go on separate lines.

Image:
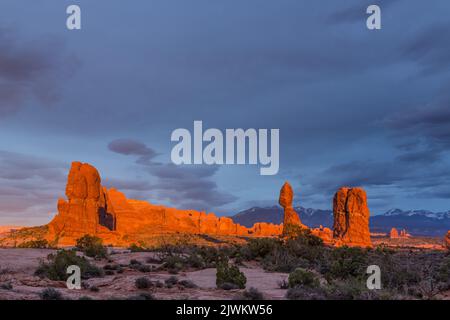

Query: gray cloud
left=108, top=139, right=160, bottom=166
left=107, top=140, right=238, bottom=211
left=401, top=24, right=450, bottom=75
left=0, top=151, right=67, bottom=224
left=0, top=27, right=78, bottom=117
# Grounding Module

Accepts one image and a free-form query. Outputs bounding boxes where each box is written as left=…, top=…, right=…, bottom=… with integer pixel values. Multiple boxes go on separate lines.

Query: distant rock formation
left=332, top=187, right=372, bottom=247
left=46, top=162, right=283, bottom=246
left=278, top=182, right=303, bottom=235
left=399, top=229, right=411, bottom=238
left=390, top=227, right=399, bottom=239
left=389, top=227, right=411, bottom=239
left=445, top=231, right=450, bottom=250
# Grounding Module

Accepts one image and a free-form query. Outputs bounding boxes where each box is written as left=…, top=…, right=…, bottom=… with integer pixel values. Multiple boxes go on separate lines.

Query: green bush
left=288, top=268, right=320, bottom=288
left=216, top=261, right=246, bottom=289
left=35, top=250, right=104, bottom=281
left=327, top=246, right=368, bottom=280
left=76, top=235, right=108, bottom=259
left=244, top=238, right=281, bottom=260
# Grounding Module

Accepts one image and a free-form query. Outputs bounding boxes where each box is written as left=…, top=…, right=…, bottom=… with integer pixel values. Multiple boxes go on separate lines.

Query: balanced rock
left=332, top=187, right=372, bottom=247
left=279, top=182, right=303, bottom=235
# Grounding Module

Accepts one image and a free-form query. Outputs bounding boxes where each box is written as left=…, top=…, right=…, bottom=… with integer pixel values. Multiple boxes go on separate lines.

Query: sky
left=1, top=0, right=450, bottom=226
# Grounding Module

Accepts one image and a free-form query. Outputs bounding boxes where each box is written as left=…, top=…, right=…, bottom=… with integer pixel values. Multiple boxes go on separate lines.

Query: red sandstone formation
left=279, top=182, right=303, bottom=235
left=311, top=225, right=333, bottom=244
left=390, top=228, right=399, bottom=239
left=332, top=187, right=372, bottom=247
left=21, top=163, right=375, bottom=248
left=46, top=162, right=282, bottom=246
left=389, top=228, right=411, bottom=239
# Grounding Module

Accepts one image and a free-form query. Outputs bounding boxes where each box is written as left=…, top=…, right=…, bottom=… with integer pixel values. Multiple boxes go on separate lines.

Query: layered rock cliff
left=46, top=162, right=283, bottom=246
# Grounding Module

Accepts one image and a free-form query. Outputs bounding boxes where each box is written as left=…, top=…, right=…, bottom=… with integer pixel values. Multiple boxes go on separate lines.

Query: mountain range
left=231, top=206, right=450, bottom=237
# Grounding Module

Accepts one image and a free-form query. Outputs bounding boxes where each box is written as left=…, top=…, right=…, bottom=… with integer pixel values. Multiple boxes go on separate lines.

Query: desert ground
left=0, top=248, right=288, bottom=300
left=1, top=234, right=449, bottom=301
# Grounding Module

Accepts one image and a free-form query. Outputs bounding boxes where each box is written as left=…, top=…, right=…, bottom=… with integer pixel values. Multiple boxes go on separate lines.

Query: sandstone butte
left=6, top=162, right=373, bottom=248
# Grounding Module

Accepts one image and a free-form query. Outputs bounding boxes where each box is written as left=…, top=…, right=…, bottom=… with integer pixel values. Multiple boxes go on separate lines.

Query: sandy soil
left=0, top=248, right=288, bottom=300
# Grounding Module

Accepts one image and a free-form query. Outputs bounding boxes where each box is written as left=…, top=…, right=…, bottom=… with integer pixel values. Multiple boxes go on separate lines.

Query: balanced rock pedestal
left=279, top=182, right=303, bottom=235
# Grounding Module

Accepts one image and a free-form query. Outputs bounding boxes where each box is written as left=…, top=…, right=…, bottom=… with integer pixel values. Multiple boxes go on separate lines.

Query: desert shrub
left=220, top=282, right=241, bottom=290
left=127, top=293, right=156, bottom=300
left=326, top=278, right=371, bottom=300
left=216, top=261, right=246, bottom=289
left=0, top=282, right=13, bottom=290
left=76, top=235, right=108, bottom=259
left=242, top=238, right=281, bottom=260
left=165, top=276, right=179, bottom=287
left=326, top=246, right=368, bottom=280
left=162, top=255, right=185, bottom=273
left=35, top=250, right=104, bottom=281
left=40, top=288, right=63, bottom=300
left=286, top=285, right=328, bottom=300
left=288, top=268, right=320, bottom=288
left=129, top=243, right=149, bottom=252
left=239, top=287, right=264, bottom=300
left=129, top=259, right=141, bottom=266
left=146, top=256, right=161, bottom=264
left=179, top=279, right=197, bottom=288
left=135, top=277, right=152, bottom=289
left=18, top=239, right=49, bottom=249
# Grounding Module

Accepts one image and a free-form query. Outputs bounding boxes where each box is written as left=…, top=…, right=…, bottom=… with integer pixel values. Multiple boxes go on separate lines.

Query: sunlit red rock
left=279, top=182, right=303, bottom=235
left=390, top=228, right=399, bottom=239
left=332, top=187, right=372, bottom=247
left=36, top=163, right=375, bottom=248
left=45, top=162, right=283, bottom=246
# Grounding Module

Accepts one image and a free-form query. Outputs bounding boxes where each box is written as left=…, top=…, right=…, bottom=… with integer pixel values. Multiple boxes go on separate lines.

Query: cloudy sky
left=1, top=0, right=450, bottom=226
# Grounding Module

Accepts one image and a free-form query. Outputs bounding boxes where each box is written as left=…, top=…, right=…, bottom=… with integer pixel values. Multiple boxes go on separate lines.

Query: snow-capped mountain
left=384, top=208, right=450, bottom=220
left=232, top=206, right=450, bottom=237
